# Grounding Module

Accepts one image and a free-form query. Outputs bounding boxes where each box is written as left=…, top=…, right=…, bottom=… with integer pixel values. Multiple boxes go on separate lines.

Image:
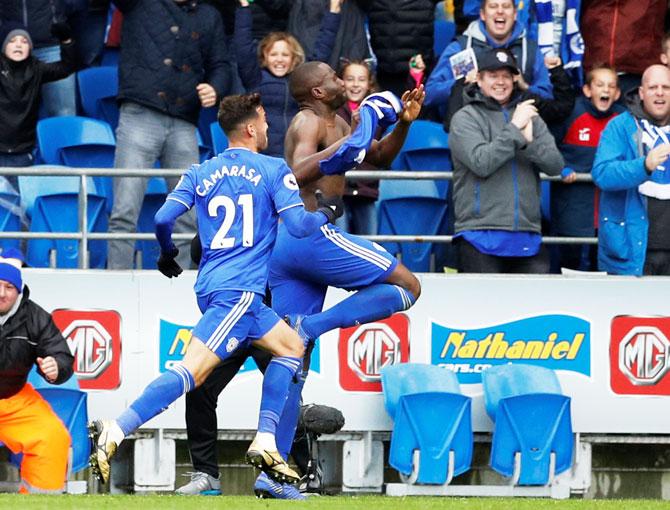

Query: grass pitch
left=1, top=495, right=669, bottom=510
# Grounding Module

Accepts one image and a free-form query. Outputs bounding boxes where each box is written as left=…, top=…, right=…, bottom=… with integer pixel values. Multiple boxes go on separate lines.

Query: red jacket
left=581, top=0, right=666, bottom=75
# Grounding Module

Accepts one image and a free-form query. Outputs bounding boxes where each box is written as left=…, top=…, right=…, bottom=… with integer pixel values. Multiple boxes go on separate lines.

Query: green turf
left=1, top=495, right=669, bottom=510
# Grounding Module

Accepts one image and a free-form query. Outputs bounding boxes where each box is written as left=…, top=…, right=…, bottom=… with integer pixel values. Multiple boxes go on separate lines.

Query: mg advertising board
left=339, top=314, right=410, bottom=392
left=610, top=316, right=670, bottom=395
left=431, top=314, right=591, bottom=384
left=52, top=309, right=121, bottom=390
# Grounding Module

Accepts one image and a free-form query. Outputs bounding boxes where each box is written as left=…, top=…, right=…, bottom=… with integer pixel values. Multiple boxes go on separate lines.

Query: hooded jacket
left=0, top=40, right=76, bottom=153
left=0, top=285, right=74, bottom=399
left=449, top=86, right=563, bottom=234
left=591, top=91, right=663, bottom=275
left=425, top=19, right=552, bottom=115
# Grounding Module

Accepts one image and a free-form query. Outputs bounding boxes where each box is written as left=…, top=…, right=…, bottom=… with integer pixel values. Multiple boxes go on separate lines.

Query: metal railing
left=0, top=166, right=598, bottom=268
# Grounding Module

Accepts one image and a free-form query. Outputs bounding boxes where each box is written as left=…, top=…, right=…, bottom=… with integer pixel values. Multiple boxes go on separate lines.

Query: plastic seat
left=37, top=116, right=116, bottom=166
left=26, top=193, right=108, bottom=269
left=18, top=172, right=98, bottom=220
left=377, top=180, right=448, bottom=272
left=0, top=191, right=22, bottom=252
left=381, top=363, right=472, bottom=485
left=482, top=364, right=573, bottom=485
left=210, top=121, right=229, bottom=155
left=77, top=66, right=120, bottom=130
left=434, top=20, right=456, bottom=56
left=198, top=106, right=218, bottom=154
left=134, top=177, right=168, bottom=269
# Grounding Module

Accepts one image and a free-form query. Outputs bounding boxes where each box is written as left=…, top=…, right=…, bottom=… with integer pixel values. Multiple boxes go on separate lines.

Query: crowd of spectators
left=2, top=0, right=670, bottom=276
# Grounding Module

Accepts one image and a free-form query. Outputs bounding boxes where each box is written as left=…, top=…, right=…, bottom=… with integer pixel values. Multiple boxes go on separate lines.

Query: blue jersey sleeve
left=167, top=166, right=197, bottom=210
left=270, top=162, right=304, bottom=213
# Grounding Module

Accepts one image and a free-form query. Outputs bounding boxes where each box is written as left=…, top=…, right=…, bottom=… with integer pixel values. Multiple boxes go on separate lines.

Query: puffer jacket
left=449, top=87, right=564, bottom=233
left=360, top=0, right=436, bottom=75
left=0, top=286, right=74, bottom=399
left=113, top=0, right=231, bottom=125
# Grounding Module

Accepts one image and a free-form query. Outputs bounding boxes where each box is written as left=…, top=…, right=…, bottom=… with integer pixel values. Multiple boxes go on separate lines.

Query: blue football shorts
left=269, top=222, right=398, bottom=317
left=193, top=290, right=281, bottom=360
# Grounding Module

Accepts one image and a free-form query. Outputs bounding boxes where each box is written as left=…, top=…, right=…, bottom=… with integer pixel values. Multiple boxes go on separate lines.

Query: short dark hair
left=584, top=64, right=618, bottom=86
left=290, top=61, right=327, bottom=102
left=480, top=0, right=517, bottom=10
left=217, top=93, right=262, bottom=136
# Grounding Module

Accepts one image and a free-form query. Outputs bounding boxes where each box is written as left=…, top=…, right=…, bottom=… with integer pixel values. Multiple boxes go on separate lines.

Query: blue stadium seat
left=77, top=66, right=120, bottom=130
left=210, top=121, right=229, bottom=155
left=377, top=180, right=448, bottom=272
left=18, top=172, right=98, bottom=220
left=198, top=106, right=218, bottom=155
left=434, top=20, right=456, bottom=56
left=135, top=177, right=168, bottom=269
left=10, top=387, right=91, bottom=477
left=381, top=363, right=472, bottom=485
left=37, top=116, right=116, bottom=166
left=482, top=364, right=573, bottom=485
left=0, top=191, right=22, bottom=252
left=26, top=193, right=108, bottom=268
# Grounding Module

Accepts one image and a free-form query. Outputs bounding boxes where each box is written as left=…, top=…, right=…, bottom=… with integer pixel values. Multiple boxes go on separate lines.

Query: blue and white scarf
left=534, top=0, right=584, bottom=86
left=638, top=118, right=670, bottom=199
left=319, top=91, right=401, bottom=175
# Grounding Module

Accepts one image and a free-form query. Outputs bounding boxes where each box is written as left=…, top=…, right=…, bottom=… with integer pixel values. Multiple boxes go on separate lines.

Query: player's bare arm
left=365, top=85, right=425, bottom=167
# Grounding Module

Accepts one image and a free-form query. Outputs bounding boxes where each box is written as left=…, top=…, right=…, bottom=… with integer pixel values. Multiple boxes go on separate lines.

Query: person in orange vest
left=0, top=249, right=74, bottom=494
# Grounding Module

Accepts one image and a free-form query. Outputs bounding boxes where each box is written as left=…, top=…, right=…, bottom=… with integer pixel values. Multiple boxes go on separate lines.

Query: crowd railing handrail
left=0, top=166, right=597, bottom=268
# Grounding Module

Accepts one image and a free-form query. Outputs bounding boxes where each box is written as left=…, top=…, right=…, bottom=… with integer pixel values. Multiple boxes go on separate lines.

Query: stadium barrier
left=0, top=167, right=596, bottom=269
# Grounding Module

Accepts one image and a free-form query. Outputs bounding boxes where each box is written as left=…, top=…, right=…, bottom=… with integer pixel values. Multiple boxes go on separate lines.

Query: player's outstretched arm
left=286, top=112, right=350, bottom=186
left=365, top=85, right=425, bottom=168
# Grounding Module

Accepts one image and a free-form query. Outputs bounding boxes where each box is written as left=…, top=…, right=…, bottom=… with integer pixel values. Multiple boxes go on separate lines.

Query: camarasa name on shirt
left=196, top=165, right=262, bottom=196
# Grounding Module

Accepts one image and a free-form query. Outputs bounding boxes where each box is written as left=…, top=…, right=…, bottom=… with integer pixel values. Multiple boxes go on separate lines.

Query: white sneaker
left=175, top=471, right=222, bottom=495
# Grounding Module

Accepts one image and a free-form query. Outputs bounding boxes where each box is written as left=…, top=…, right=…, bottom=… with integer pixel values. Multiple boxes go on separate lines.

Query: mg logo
left=339, top=314, right=410, bottom=392
left=619, top=326, right=670, bottom=385
left=348, top=323, right=401, bottom=382
left=64, top=319, right=113, bottom=379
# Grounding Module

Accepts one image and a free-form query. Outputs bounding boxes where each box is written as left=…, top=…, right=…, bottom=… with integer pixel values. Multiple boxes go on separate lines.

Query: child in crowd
left=234, top=0, right=342, bottom=157
left=0, top=21, right=75, bottom=192
left=335, top=59, right=380, bottom=235
left=550, top=65, right=624, bottom=271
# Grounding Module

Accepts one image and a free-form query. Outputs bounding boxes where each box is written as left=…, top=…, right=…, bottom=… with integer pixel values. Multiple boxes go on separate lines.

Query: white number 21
left=208, top=194, right=254, bottom=249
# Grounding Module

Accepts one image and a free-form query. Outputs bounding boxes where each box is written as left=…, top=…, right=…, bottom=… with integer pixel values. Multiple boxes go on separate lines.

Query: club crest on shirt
left=283, top=173, right=299, bottom=190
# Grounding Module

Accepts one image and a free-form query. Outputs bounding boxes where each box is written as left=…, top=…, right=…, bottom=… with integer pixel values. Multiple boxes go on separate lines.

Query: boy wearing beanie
left=0, top=20, right=76, bottom=191
left=0, top=248, right=75, bottom=493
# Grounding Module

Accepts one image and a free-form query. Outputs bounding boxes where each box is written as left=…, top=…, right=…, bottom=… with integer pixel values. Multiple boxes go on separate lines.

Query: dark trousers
left=644, top=249, right=670, bottom=276
left=185, top=344, right=310, bottom=478
left=456, top=237, right=551, bottom=274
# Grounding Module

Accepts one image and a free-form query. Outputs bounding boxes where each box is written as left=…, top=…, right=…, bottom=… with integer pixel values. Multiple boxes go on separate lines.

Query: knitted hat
left=0, top=248, right=24, bottom=292
left=0, top=21, right=33, bottom=54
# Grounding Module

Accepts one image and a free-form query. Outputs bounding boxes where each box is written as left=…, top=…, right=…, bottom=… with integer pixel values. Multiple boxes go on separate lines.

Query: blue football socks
left=258, top=356, right=302, bottom=435
left=275, top=367, right=308, bottom=459
left=301, top=284, right=416, bottom=339
left=116, top=365, right=195, bottom=436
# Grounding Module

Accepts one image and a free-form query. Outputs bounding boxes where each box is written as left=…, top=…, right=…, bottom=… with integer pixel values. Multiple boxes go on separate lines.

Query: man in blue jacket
left=425, top=0, right=552, bottom=119
left=592, top=64, right=670, bottom=275
left=107, top=0, right=231, bottom=270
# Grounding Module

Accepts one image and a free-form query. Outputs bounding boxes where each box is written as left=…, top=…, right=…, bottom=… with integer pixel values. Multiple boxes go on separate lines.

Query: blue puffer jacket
left=592, top=110, right=652, bottom=275
left=113, top=0, right=231, bottom=126
left=234, top=6, right=340, bottom=158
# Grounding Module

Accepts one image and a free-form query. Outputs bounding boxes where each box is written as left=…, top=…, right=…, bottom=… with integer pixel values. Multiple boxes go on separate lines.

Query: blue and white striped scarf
left=533, top=0, right=584, bottom=85
left=638, top=118, right=670, bottom=198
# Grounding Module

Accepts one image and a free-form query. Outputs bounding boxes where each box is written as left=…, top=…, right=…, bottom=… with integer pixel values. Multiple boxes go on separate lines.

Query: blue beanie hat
left=0, top=248, right=24, bottom=292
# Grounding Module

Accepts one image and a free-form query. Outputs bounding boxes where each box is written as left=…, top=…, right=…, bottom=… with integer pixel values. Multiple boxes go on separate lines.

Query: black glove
left=190, top=233, right=202, bottom=265
left=315, top=191, right=344, bottom=224
left=50, top=20, right=72, bottom=42
left=157, top=246, right=183, bottom=278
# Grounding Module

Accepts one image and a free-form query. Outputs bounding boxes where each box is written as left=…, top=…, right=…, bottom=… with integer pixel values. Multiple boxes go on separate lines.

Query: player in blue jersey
left=88, top=93, right=344, bottom=486
left=259, top=61, right=425, bottom=495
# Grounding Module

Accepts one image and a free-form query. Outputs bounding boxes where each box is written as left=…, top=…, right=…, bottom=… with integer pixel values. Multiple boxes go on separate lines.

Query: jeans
left=108, top=102, right=198, bottom=269
left=335, top=197, right=377, bottom=235
left=32, top=45, right=77, bottom=117
left=456, top=236, right=550, bottom=274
